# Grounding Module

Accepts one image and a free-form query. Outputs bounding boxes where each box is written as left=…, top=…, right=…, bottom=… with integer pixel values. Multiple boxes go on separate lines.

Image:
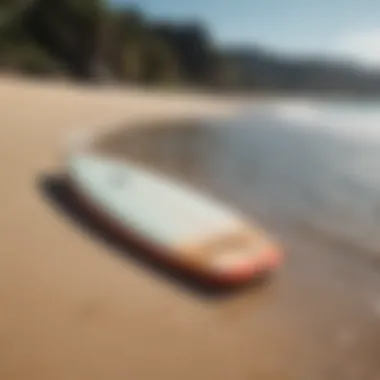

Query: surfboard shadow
left=37, top=173, right=271, bottom=299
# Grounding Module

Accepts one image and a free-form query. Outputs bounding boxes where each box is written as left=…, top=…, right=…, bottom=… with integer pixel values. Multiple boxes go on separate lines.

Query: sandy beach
left=0, top=77, right=379, bottom=380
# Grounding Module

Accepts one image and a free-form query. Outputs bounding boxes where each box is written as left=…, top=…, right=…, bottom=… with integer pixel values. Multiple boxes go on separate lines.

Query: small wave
left=269, top=99, right=380, bottom=142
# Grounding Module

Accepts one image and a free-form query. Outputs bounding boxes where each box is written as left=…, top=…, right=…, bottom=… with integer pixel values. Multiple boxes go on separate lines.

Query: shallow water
left=95, top=101, right=380, bottom=379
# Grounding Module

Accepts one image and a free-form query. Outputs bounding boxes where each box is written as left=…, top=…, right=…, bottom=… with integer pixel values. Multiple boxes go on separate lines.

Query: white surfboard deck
left=66, top=152, right=274, bottom=273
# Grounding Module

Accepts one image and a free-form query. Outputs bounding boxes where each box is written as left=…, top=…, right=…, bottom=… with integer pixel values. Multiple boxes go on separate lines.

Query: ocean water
left=94, top=99, right=380, bottom=378
left=248, top=99, right=380, bottom=257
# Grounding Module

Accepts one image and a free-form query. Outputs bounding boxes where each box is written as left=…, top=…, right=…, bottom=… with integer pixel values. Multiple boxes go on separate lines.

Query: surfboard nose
left=209, top=242, right=284, bottom=283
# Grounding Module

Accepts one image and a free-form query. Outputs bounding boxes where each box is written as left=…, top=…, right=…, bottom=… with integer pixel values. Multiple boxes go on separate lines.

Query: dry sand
left=0, top=77, right=379, bottom=380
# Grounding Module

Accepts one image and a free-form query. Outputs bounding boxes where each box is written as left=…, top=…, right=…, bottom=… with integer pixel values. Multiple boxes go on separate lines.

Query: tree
left=141, top=36, right=180, bottom=84
left=103, top=7, right=146, bottom=80
left=152, top=21, right=217, bottom=84
left=23, top=0, right=105, bottom=78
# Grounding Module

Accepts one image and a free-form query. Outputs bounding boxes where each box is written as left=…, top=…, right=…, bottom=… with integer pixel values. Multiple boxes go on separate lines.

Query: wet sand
left=0, top=77, right=379, bottom=380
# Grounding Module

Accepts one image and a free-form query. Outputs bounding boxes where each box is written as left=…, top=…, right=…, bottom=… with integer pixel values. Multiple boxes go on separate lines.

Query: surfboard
left=66, top=152, right=283, bottom=285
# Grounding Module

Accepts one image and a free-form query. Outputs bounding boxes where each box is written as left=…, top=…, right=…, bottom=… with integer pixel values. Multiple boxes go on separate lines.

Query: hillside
left=1, top=0, right=380, bottom=95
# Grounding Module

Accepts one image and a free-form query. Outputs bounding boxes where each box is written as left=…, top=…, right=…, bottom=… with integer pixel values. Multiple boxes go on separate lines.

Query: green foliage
left=0, top=0, right=215, bottom=86
left=12, top=42, right=64, bottom=74
left=140, top=36, right=180, bottom=84
left=122, top=43, right=143, bottom=81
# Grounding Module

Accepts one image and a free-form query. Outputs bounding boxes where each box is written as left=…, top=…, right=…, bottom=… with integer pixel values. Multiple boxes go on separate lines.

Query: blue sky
left=111, top=0, right=380, bottom=66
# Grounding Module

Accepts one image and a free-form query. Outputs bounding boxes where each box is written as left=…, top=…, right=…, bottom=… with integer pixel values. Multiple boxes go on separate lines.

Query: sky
left=111, top=0, right=380, bottom=67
